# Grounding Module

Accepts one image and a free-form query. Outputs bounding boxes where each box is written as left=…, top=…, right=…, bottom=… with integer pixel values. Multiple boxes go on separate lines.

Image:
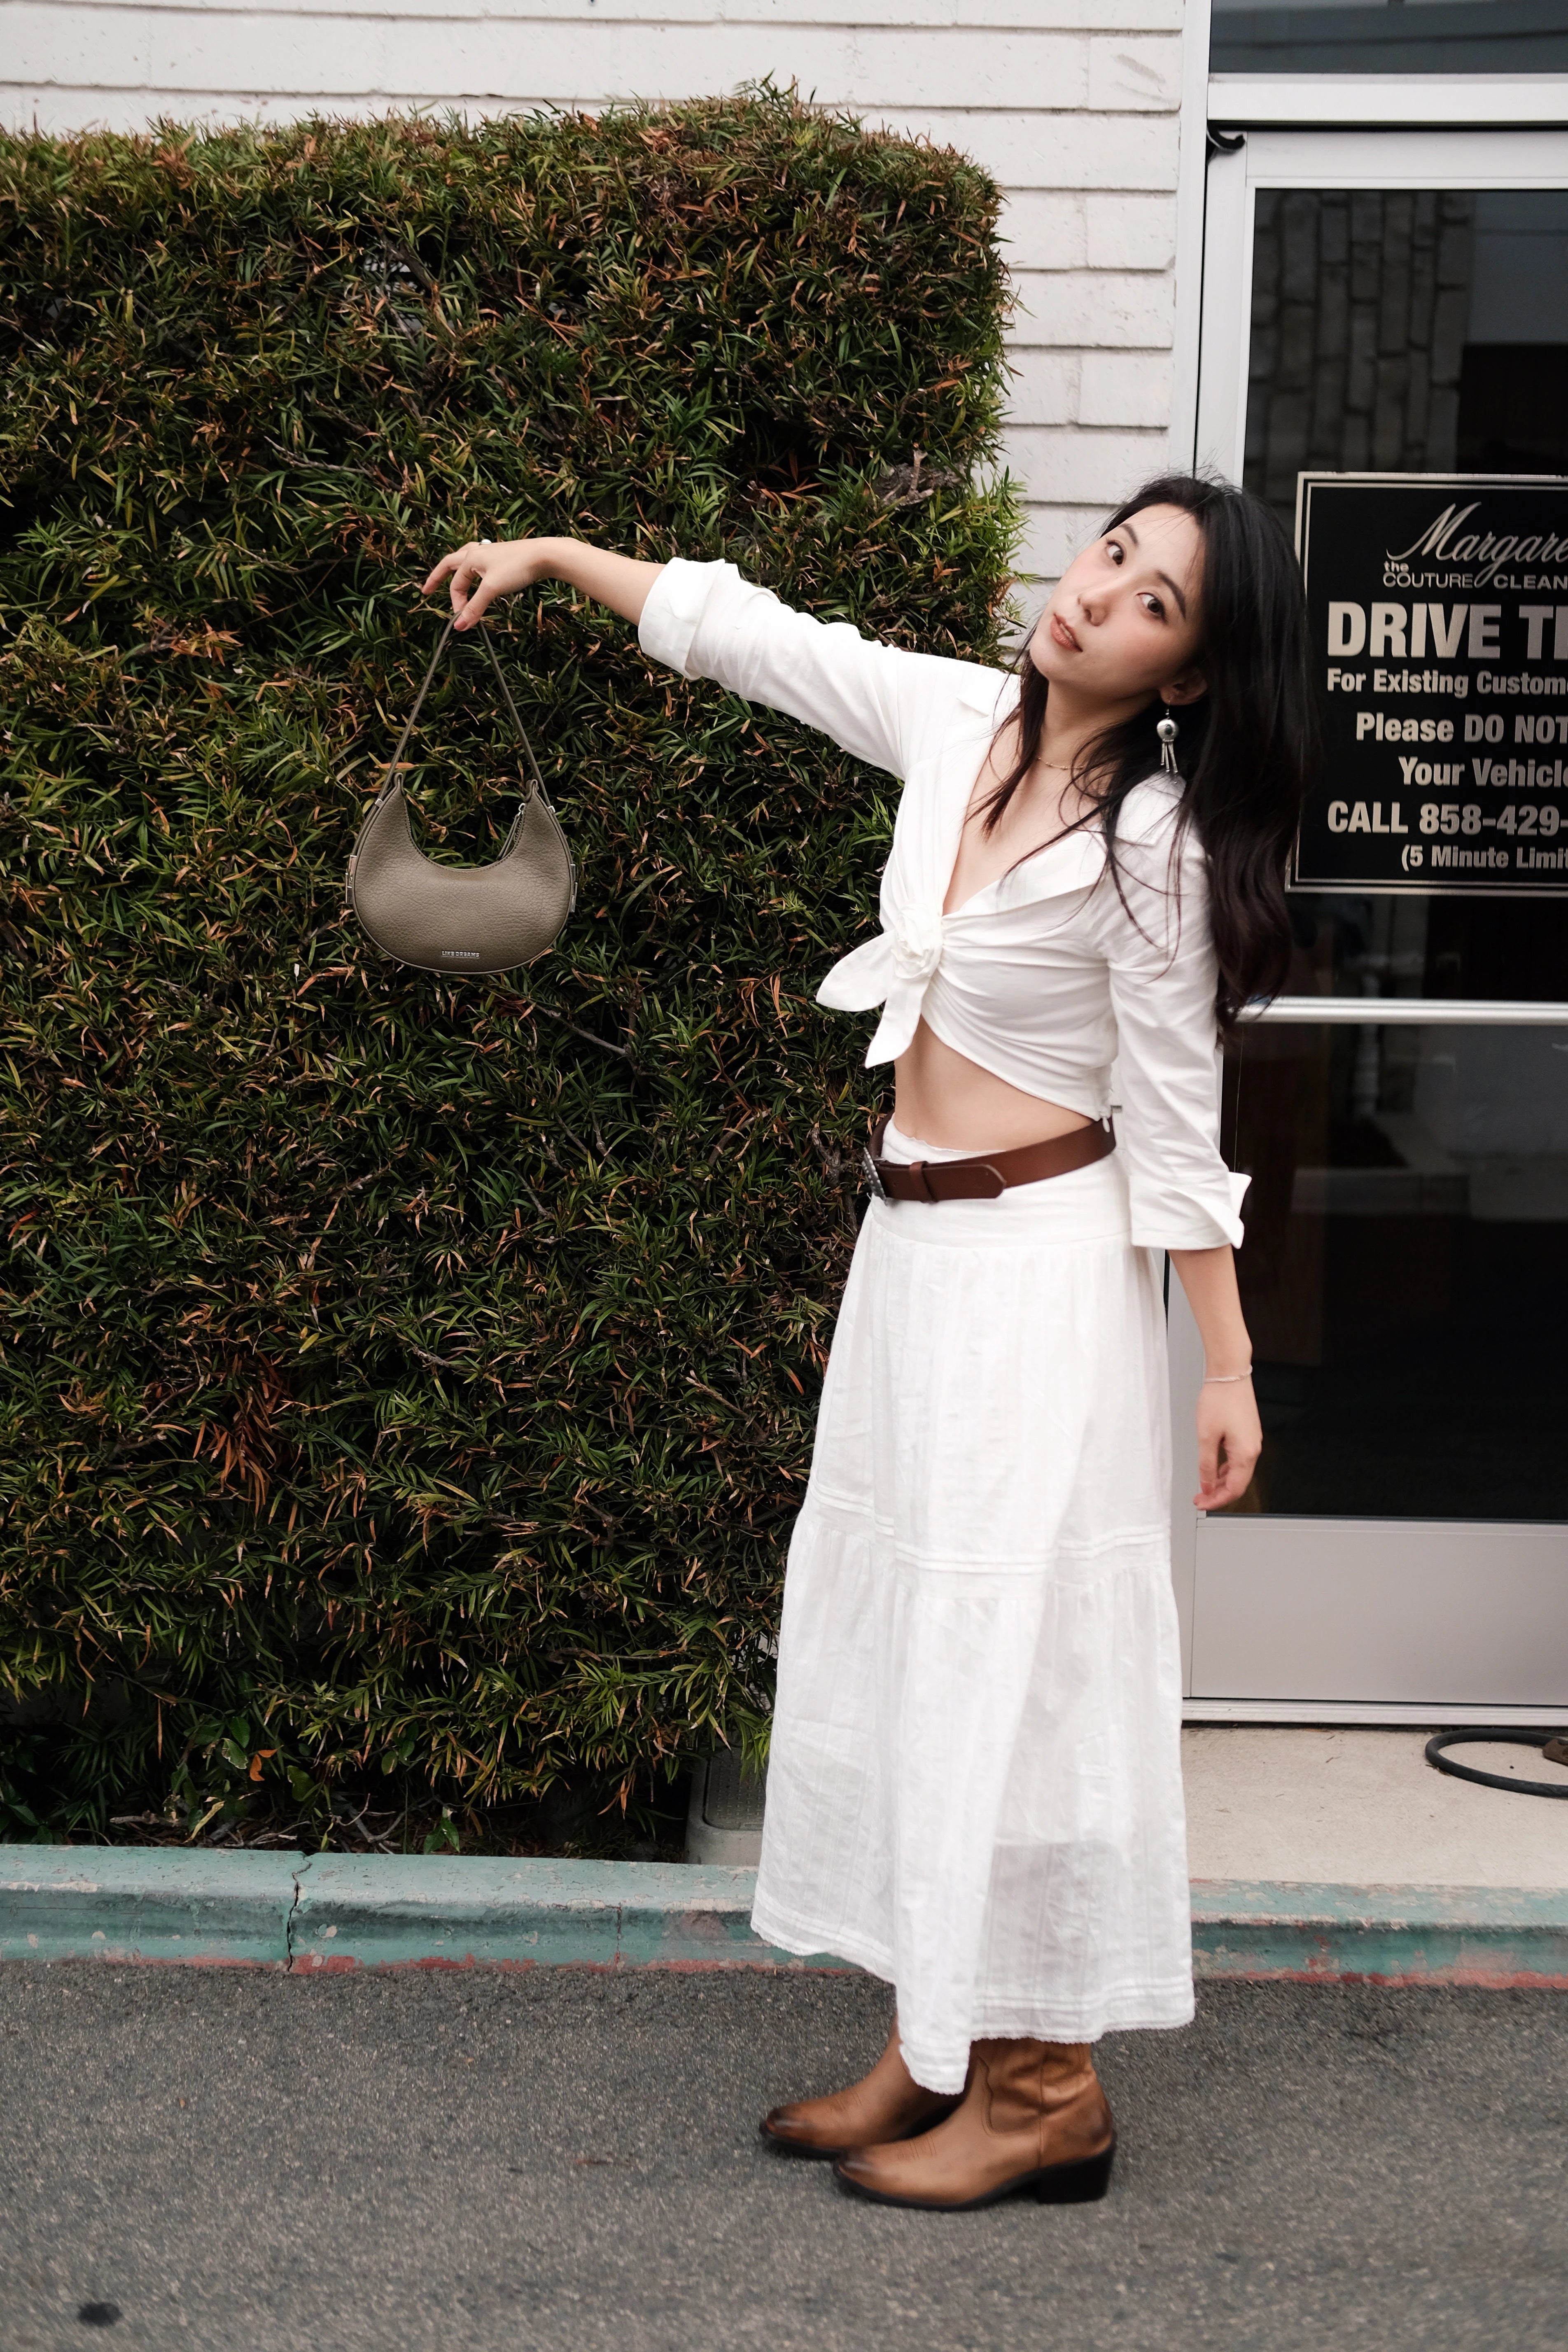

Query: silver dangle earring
left=1157, top=707, right=1181, bottom=777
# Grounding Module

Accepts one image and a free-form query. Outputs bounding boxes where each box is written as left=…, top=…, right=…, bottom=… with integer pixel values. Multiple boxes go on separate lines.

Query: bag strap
left=379, top=619, right=551, bottom=844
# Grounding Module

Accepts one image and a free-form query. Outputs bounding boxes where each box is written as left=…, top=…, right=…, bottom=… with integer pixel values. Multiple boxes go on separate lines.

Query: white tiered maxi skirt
left=751, top=1132, right=1194, bottom=2095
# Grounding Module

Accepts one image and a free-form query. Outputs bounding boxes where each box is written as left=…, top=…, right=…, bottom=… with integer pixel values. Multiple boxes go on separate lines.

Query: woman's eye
left=1142, top=594, right=1164, bottom=618
left=1106, top=539, right=1124, bottom=565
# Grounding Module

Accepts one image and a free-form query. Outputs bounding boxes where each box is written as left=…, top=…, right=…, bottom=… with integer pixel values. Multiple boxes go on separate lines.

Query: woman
left=423, top=475, right=1315, bottom=2210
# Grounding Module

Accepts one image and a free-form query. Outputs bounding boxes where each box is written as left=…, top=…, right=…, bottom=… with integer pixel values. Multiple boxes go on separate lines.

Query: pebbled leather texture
left=345, top=618, right=576, bottom=975
left=348, top=779, right=574, bottom=975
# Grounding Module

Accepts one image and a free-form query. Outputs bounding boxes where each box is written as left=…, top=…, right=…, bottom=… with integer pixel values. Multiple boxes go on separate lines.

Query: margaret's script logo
left=1386, top=501, right=1568, bottom=588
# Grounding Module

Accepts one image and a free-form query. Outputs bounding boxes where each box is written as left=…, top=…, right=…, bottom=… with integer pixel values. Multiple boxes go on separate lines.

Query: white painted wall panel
left=1012, top=269, right=1176, bottom=349
left=126, top=23, right=1097, bottom=108
left=1085, top=190, right=1178, bottom=271
left=30, top=0, right=1188, bottom=22
left=8, top=4, right=149, bottom=79
left=1006, top=349, right=1081, bottom=428
left=896, top=108, right=1180, bottom=192
left=1079, top=347, right=1174, bottom=426
left=14, top=10, right=1104, bottom=103
left=0, top=0, right=1192, bottom=588
left=1085, top=32, right=1181, bottom=111
left=999, top=189, right=1087, bottom=273
left=1003, top=423, right=1167, bottom=502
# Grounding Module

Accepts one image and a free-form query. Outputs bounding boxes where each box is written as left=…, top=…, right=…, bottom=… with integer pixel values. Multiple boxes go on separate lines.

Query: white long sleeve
left=1094, top=805, right=1247, bottom=1251
left=639, top=558, right=1246, bottom=1253
left=639, top=557, right=1003, bottom=782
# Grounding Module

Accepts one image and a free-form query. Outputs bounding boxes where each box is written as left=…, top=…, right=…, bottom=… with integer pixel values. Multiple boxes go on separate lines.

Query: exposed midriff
left=893, top=1019, right=1092, bottom=1152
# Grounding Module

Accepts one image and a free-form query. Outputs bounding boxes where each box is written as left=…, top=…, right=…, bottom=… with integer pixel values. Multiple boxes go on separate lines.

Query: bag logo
left=440, top=949, right=481, bottom=961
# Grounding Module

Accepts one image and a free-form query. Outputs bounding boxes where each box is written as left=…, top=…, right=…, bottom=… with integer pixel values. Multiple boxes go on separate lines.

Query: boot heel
left=1032, top=2142, right=1115, bottom=2204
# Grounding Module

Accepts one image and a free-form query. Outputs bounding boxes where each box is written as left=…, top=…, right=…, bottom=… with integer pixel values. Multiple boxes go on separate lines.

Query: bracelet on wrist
left=1202, top=1367, right=1253, bottom=1384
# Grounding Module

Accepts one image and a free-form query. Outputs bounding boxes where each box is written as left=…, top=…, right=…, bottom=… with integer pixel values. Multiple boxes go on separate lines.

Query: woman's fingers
left=1192, top=1405, right=1261, bottom=1510
left=452, top=563, right=501, bottom=630
left=452, top=546, right=488, bottom=623
left=419, top=539, right=565, bottom=628
left=419, top=542, right=539, bottom=631
left=1198, top=1458, right=1251, bottom=1510
left=1196, top=1445, right=1260, bottom=1509
left=418, top=542, right=495, bottom=624
left=420, top=548, right=464, bottom=595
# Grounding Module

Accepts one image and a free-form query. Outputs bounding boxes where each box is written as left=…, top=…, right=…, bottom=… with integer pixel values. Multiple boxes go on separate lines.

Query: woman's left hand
left=1193, top=1378, right=1262, bottom=1510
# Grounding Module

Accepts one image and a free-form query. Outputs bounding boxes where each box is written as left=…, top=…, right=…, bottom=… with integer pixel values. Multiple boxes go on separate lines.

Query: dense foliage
left=0, top=95, right=1015, bottom=1842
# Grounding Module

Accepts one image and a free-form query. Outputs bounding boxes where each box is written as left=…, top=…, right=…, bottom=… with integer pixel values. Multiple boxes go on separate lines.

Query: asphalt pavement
left=2, top=1962, right=1563, bottom=2351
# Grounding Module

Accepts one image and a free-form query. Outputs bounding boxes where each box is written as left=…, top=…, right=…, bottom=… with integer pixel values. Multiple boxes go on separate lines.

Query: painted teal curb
left=1191, top=1880, right=1568, bottom=1987
left=0, top=1845, right=303, bottom=1966
left=5, top=1849, right=1567, bottom=1982
left=289, top=1855, right=840, bottom=1972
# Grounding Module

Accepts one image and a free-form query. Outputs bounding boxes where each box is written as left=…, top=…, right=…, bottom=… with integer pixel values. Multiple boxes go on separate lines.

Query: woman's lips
left=1049, top=613, right=1080, bottom=651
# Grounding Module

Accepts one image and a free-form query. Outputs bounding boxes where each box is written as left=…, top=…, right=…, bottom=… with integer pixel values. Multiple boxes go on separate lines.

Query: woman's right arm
left=425, top=532, right=991, bottom=783
left=421, top=536, right=664, bottom=631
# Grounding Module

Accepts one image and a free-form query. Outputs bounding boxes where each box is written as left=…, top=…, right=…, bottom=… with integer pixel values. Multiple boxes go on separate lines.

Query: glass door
left=1179, top=128, right=1568, bottom=1721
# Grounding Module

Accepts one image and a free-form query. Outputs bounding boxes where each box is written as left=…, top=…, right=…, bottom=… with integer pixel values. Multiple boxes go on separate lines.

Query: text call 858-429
left=1295, top=474, right=1568, bottom=895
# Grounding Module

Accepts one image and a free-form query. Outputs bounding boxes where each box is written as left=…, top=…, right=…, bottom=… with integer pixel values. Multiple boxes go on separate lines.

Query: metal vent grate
left=701, top=1750, right=767, bottom=1832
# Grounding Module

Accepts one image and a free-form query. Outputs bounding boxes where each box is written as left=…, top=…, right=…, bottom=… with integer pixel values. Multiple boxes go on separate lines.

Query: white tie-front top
left=639, top=559, right=1247, bottom=1251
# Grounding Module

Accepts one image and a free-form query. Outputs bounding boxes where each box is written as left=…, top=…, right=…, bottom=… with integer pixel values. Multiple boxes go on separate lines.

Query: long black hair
left=983, top=474, right=1317, bottom=1033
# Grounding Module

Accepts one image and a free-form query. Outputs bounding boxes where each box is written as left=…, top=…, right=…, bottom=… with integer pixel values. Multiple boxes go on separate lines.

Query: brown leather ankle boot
left=833, top=2036, right=1115, bottom=2209
left=760, top=2018, right=961, bottom=2160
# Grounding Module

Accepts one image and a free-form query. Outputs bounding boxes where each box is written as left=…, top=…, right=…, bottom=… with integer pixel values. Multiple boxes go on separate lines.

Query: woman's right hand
left=420, top=535, right=665, bottom=632
left=421, top=537, right=561, bottom=632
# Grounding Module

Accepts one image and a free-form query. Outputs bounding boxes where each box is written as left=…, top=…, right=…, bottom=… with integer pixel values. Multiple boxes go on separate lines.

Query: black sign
left=1294, top=473, right=1568, bottom=895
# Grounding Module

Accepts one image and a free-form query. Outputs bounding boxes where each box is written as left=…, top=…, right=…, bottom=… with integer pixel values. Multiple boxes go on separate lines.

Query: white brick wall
left=0, top=0, right=1193, bottom=598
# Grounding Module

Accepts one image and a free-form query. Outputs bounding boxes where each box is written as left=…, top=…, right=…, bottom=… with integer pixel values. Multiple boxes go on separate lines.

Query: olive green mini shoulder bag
left=347, top=619, right=575, bottom=975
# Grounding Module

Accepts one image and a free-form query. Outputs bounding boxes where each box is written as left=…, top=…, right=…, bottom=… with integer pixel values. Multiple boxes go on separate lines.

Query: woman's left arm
left=1168, top=1245, right=1260, bottom=1509
left=1097, top=805, right=1261, bottom=1510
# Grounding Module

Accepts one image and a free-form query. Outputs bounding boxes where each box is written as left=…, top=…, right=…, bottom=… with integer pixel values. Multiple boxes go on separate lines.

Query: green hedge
left=0, top=94, right=1015, bottom=1842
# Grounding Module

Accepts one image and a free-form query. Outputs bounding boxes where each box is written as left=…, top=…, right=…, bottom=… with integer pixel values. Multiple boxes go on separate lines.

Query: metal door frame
left=1172, top=1004, right=1568, bottom=1725
left=1182, top=131, right=1568, bottom=1717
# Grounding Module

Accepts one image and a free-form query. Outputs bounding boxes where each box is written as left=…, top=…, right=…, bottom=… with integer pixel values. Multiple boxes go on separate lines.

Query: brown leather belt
left=863, top=1114, right=1115, bottom=1203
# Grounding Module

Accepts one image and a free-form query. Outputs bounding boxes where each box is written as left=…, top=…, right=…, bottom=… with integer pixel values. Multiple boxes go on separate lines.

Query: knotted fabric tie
left=817, top=901, right=946, bottom=1067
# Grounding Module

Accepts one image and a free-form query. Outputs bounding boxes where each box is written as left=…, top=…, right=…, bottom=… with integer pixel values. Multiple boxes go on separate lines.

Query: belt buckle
left=861, top=1146, right=890, bottom=1201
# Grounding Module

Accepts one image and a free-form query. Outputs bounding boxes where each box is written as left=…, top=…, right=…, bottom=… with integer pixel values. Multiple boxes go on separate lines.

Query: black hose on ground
left=1425, top=1727, right=1568, bottom=1799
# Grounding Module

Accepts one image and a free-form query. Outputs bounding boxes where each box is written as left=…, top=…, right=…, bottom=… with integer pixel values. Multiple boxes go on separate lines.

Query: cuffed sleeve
left=637, top=556, right=727, bottom=679
left=638, top=557, right=1002, bottom=782
left=1097, top=790, right=1246, bottom=1253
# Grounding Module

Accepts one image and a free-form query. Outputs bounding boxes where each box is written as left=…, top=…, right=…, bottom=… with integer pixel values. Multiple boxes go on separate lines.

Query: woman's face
left=1027, top=503, right=1206, bottom=711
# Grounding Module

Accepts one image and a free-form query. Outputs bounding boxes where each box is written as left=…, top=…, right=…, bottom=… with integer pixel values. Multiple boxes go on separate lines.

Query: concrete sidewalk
left=3, top=1727, right=1566, bottom=1981
left=1183, top=1727, right=1568, bottom=1888
left=1183, top=1724, right=1568, bottom=1983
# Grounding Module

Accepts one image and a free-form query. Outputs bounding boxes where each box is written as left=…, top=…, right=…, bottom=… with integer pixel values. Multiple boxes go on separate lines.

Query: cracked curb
left=284, top=1856, right=825, bottom=1972
left=285, top=1859, right=307, bottom=1970
left=5, top=1848, right=1568, bottom=1981
left=0, top=1849, right=826, bottom=1972
left=0, top=1846, right=303, bottom=1967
